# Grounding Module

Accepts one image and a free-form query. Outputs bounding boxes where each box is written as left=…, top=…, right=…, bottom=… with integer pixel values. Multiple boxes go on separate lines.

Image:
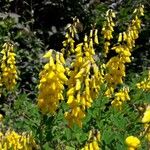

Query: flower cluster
left=37, top=50, right=67, bottom=114
left=106, top=4, right=144, bottom=84
left=101, top=9, right=116, bottom=56
left=0, top=130, right=38, bottom=150
left=81, top=129, right=100, bottom=150
left=105, top=56, right=126, bottom=87
left=0, top=42, right=18, bottom=90
left=111, top=87, right=130, bottom=110
left=65, top=29, right=103, bottom=127
left=104, top=5, right=144, bottom=102
left=111, top=5, right=144, bottom=60
left=136, top=71, right=150, bottom=91
left=125, top=136, right=140, bottom=150
left=61, top=17, right=80, bottom=57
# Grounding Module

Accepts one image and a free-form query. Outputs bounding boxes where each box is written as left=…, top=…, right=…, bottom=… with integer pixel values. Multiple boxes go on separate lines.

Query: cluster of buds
left=0, top=130, right=38, bottom=150
left=105, top=56, right=126, bottom=87
left=101, top=9, right=116, bottom=56
left=65, top=29, right=103, bottom=127
left=105, top=86, right=114, bottom=98
left=111, top=87, right=130, bottom=110
left=136, top=71, right=150, bottom=92
left=0, top=42, right=18, bottom=91
left=61, top=17, right=80, bottom=57
left=37, top=50, right=67, bottom=114
left=81, top=129, right=100, bottom=150
left=125, top=136, right=141, bottom=150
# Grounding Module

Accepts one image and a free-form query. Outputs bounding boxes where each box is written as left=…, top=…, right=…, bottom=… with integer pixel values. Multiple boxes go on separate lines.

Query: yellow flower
left=142, top=107, right=150, bottom=123
left=125, top=136, right=140, bottom=149
left=105, top=87, right=114, bottom=98
left=136, top=71, right=150, bottom=92
left=105, top=56, right=126, bottom=87
left=81, top=130, right=101, bottom=150
left=0, top=130, right=38, bottom=149
left=65, top=32, right=103, bottom=127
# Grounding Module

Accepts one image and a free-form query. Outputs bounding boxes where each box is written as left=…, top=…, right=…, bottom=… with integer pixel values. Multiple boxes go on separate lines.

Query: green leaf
left=66, top=146, right=75, bottom=150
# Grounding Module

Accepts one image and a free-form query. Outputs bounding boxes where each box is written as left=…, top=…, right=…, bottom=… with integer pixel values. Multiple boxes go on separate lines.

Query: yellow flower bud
left=75, top=68, right=85, bottom=78
left=90, top=30, right=93, bottom=38
left=76, top=79, right=81, bottom=90
left=43, top=50, right=52, bottom=58
left=84, top=35, right=88, bottom=42
left=118, top=33, right=122, bottom=42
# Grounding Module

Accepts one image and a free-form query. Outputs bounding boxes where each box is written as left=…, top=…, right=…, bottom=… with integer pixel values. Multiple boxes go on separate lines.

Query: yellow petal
left=43, top=50, right=52, bottom=58
left=76, top=79, right=81, bottom=90
left=67, top=95, right=74, bottom=104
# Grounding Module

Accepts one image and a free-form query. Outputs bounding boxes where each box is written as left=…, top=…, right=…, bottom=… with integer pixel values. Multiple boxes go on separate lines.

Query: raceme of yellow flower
left=102, top=9, right=116, bottom=56
left=61, top=17, right=79, bottom=57
left=0, top=130, right=38, bottom=150
left=137, top=71, right=150, bottom=92
left=111, top=87, right=130, bottom=110
left=105, top=56, right=126, bottom=87
left=81, top=129, right=101, bottom=150
left=0, top=42, right=18, bottom=90
left=114, top=5, right=144, bottom=58
left=105, top=86, right=114, bottom=98
left=37, top=50, right=68, bottom=114
left=102, top=9, right=115, bottom=40
left=125, top=136, right=140, bottom=150
left=111, top=45, right=132, bottom=63
left=104, top=5, right=144, bottom=98
left=65, top=33, right=103, bottom=127
left=137, top=80, right=150, bottom=91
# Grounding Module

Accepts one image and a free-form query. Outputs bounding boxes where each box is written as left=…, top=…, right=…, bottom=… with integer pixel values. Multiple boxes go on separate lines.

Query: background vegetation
left=0, top=0, right=149, bottom=149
